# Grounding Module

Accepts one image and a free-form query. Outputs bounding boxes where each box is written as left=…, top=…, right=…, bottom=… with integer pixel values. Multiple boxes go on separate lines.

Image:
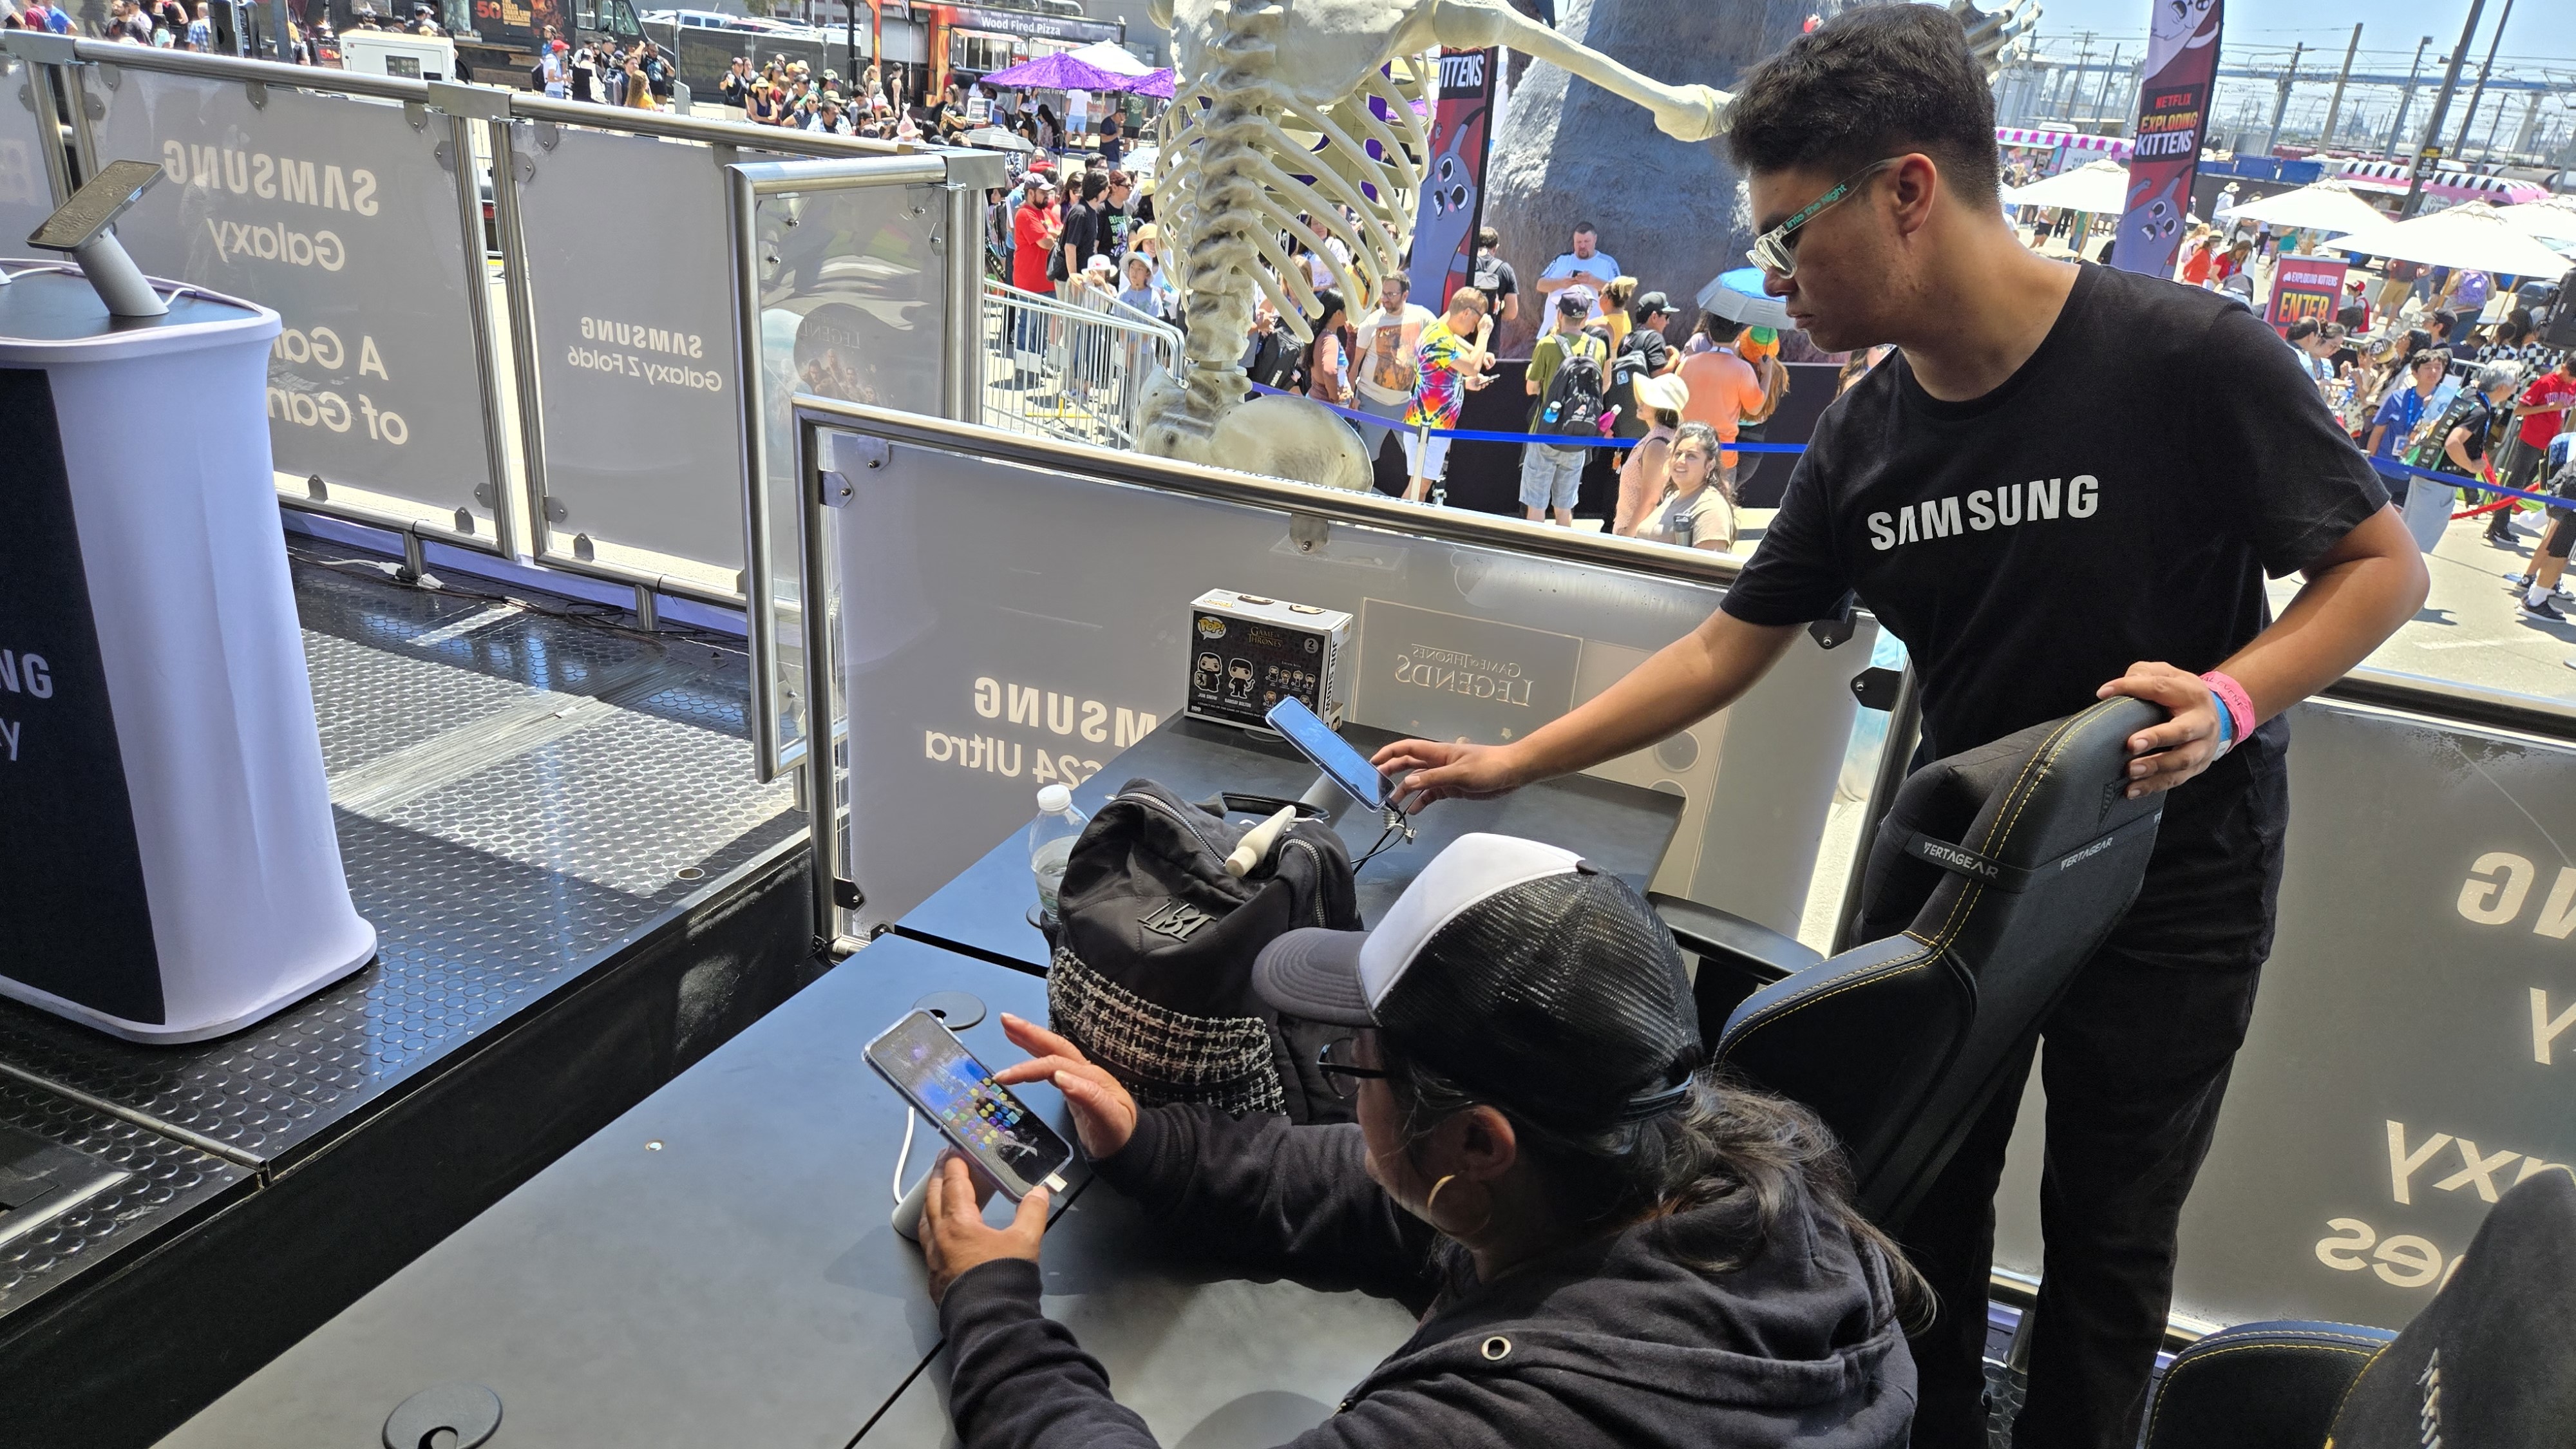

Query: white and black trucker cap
left=1253, top=833, right=1702, bottom=1130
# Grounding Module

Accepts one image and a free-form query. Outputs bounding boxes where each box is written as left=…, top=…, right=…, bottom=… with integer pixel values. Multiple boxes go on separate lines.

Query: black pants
left=1902, top=739, right=2287, bottom=1449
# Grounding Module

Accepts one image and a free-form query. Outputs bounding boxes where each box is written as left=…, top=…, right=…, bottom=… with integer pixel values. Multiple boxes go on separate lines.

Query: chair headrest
left=2327, top=1170, right=2576, bottom=1447
left=1853, top=697, right=2165, bottom=945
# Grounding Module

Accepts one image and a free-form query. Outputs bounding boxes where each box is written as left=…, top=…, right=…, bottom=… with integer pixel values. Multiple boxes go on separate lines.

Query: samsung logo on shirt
left=1867, top=475, right=2100, bottom=552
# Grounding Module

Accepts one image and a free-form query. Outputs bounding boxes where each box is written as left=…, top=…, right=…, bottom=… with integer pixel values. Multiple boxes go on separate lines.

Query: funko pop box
left=1185, top=590, right=1353, bottom=730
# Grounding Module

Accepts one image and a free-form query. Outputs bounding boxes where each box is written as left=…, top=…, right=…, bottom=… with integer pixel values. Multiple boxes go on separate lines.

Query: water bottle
left=1028, top=784, right=1088, bottom=923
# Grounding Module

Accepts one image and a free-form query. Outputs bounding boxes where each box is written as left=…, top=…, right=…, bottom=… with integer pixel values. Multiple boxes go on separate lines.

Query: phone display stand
left=892, top=1162, right=933, bottom=1242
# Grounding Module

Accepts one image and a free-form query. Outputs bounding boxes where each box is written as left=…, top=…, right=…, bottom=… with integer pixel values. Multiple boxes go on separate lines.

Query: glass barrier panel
left=511, top=124, right=745, bottom=596
left=85, top=69, right=498, bottom=534
left=821, top=428, right=1872, bottom=937
left=754, top=180, right=945, bottom=762
left=0, top=54, right=56, bottom=243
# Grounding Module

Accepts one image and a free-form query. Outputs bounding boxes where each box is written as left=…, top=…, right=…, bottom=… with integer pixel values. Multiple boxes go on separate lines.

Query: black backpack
left=1536, top=331, right=1610, bottom=437
left=1046, top=781, right=1360, bottom=1124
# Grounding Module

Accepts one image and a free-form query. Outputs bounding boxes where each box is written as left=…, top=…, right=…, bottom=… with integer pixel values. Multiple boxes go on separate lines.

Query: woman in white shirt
left=1636, top=422, right=1736, bottom=553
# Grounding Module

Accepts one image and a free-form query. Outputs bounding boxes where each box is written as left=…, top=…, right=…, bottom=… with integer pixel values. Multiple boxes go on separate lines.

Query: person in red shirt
left=2503, top=356, right=2576, bottom=614
left=1007, top=173, right=1061, bottom=389
left=2502, top=355, right=2576, bottom=495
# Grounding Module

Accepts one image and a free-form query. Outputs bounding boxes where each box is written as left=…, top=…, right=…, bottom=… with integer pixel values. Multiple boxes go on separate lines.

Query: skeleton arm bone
left=1424, top=0, right=1728, bottom=142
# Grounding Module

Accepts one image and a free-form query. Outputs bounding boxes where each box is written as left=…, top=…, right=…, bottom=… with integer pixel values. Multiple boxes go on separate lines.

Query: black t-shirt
left=1727, top=265, right=2383, bottom=961
left=1607, top=327, right=1671, bottom=439
left=1725, top=263, right=2383, bottom=760
left=1056, top=201, right=1102, bottom=279
left=1472, top=252, right=1517, bottom=309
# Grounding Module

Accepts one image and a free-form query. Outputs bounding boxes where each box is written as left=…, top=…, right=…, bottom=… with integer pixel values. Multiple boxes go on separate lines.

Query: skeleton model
left=1137, top=0, right=1730, bottom=491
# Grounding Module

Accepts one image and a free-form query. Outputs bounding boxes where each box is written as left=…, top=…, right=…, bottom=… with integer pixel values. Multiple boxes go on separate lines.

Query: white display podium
left=0, top=261, right=375, bottom=1043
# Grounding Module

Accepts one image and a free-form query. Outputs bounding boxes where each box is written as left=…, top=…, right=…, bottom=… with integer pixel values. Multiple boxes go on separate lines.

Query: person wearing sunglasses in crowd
left=1370, top=11, right=2425, bottom=1449
left=915, top=833, right=1924, bottom=1449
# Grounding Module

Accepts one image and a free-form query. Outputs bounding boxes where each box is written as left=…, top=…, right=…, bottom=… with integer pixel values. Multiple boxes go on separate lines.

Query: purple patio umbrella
left=980, top=50, right=1155, bottom=95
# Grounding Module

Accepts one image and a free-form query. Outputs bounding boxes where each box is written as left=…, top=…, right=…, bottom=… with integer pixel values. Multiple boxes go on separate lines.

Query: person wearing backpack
left=1520, top=288, right=1610, bottom=525
left=1606, top=291, right=1679, bottom=445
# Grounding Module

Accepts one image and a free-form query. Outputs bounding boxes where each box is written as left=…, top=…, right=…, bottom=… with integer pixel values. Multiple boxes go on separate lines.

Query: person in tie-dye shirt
left=1401, top=288, right=1496, bottom=502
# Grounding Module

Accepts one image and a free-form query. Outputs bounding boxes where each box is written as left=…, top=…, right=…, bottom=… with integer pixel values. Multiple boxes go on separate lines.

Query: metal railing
left=980, top=278, right=1182, bottom=452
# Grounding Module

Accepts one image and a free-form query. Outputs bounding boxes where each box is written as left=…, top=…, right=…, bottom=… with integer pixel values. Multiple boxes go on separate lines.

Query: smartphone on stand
left=1263, top=696, right=1392, bottom=810
left=866, top=1009, right=1074, bottom=1211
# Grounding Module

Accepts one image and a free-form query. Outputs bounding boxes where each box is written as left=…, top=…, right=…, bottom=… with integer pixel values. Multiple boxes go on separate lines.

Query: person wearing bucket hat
left=916, top=833, right=1923, bottom=1449
left=1615, top=370, right=1692, bottom=536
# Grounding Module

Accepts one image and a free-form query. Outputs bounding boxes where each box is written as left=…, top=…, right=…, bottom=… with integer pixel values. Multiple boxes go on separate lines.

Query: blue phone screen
left=1265, top=697, right=1385, bottom=808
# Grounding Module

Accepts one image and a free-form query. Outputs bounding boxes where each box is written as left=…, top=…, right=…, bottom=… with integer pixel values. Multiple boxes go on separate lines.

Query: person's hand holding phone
left=920, top=1151, right=1048, bottom=1303
left=990, top=1013, right=1138, bottom=1159
left=1371, top=737, right=1530, bottom=813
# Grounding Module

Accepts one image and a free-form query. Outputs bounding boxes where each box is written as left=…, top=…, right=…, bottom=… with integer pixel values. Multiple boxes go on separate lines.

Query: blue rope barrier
left=1244, top=382, right=1810, bottom=454
left=2372, top=457, right=2567, bottom=509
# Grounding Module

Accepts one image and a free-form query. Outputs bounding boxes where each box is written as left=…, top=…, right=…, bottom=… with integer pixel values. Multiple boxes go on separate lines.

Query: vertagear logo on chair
left=1139, top=899, right=1215, bottom=942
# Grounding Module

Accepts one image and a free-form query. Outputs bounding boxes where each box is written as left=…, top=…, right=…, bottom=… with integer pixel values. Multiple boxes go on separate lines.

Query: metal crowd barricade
left=981, top=278, right=1180, bottom=451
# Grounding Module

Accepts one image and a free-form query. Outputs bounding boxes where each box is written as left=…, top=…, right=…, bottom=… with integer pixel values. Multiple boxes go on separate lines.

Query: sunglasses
left=1747, top=157, right=1902, bottom=278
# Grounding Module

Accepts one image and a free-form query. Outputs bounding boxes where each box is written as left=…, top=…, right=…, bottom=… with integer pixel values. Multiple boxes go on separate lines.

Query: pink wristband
left=2200, top=670, right=2256, bottom=744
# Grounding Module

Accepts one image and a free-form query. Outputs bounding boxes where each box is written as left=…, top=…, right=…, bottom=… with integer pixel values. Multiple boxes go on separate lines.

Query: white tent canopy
left=2320, top=202, right=2575, bottom=279
left=2502, top=196, right=2576, bottom=246
left=2215, top=180, right=2388, bottom=236
left=2001, top=159, right=2129, bottom=214
left=1061, top=41, right=1153, bottom=77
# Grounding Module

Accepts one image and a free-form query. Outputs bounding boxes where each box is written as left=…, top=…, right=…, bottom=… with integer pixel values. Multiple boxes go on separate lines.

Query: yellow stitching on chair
left=1729, top=702, right=2126, bottom=1050
left=2141, top=1340, right=2384, bottom=1448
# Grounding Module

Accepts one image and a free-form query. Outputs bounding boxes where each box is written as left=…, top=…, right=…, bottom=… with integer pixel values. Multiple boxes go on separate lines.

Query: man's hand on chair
left=2096, top=661, right=2226, bottom=799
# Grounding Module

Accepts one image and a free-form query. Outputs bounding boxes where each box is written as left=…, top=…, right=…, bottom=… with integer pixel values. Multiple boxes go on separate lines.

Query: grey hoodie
left=939, top=1103, right=1917, bottom=1448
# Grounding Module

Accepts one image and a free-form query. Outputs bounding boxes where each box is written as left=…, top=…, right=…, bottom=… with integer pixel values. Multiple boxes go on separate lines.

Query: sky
left=2018, top=0, right=2573, bottom=66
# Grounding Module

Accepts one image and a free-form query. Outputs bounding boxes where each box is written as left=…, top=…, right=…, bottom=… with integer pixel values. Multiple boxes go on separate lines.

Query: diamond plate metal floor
left=0, top=542, right=799, bottom=1331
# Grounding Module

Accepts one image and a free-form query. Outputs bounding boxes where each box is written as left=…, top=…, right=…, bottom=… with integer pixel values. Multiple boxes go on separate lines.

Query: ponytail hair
left=1387, top=1052, right=1932, bottom=1332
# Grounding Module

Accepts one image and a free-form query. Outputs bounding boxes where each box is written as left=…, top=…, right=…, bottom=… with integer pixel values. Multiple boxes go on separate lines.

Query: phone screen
left=28, top=160, right=162, bottom=252
left=1265, top=696, right=1386, bottom=810
left=864, top=1010, right=1073, bottom=1200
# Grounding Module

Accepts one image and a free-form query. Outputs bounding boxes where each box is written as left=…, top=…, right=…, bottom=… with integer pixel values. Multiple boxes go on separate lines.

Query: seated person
left=915, top=833, right=1924, bottom=1448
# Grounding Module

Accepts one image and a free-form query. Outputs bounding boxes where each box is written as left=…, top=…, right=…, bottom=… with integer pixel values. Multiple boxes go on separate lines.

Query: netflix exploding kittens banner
left=1406, top=49, right=1495, bottom=310
left=2110, top=0, right=2222, bottom=277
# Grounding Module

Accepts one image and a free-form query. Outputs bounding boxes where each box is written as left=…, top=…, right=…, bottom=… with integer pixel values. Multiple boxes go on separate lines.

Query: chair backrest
left=1714, top=697, right=2165, bottom=1226
left=2141, top=1320, right=2394, bottom=1449
left=2326, top=1170, right=2576, bottom=1448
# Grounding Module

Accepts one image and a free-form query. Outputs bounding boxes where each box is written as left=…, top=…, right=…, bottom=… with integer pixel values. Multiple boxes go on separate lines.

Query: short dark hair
left=1724, top=5, right=2000, bottom=209
left=1079, top=171, right=1108, bottom=202
left=1572, top=222, right=1598, bottom=236
left=1477, top=225, right=1501, bottom=249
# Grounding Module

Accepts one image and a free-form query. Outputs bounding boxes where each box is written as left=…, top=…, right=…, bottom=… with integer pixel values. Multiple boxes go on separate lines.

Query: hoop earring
left=1425, top=1174, right=1457, bottom=1215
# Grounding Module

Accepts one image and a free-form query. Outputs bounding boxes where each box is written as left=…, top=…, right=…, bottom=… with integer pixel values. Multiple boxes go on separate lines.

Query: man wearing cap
left=1521, top=288, right=1608, bottom=526
left=916, top=833, right=1922, bottom=1449
left=1609, top=290, right=1680, bottom=444
left=1375, top=12, right=2427, bottom=1448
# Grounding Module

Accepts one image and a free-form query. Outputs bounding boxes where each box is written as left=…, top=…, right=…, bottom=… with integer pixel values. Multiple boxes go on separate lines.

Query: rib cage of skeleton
left=1129, top=0, right=1729, bottom=489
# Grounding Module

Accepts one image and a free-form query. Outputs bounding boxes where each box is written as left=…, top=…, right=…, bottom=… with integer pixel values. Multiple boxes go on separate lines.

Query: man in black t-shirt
left=1057, top=172, right=1108, bottom=291
left=1372, top=11, right=2426, bottom=1449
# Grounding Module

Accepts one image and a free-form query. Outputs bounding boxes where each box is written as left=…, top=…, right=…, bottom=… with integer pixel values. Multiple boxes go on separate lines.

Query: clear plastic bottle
left=1028, top=784, right=1088, bottom=923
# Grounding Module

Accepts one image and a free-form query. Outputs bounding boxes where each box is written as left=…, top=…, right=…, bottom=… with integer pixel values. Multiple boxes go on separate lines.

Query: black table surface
left=892, top=715, right=1689, bottom=971
left=159, top=934, right=1418, bottom=1449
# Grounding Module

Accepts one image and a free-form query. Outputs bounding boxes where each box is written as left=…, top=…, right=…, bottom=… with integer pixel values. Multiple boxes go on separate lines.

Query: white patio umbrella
left=1061, top=41, right=1153, bottom=77
left=2000, top=158, right=2130, bottom=214
left=2501, top=196, right=2576, bottom=246
left=2318, top=202, right=2576, bottom=279
left=2214, top=179, right=2388, bottom=236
